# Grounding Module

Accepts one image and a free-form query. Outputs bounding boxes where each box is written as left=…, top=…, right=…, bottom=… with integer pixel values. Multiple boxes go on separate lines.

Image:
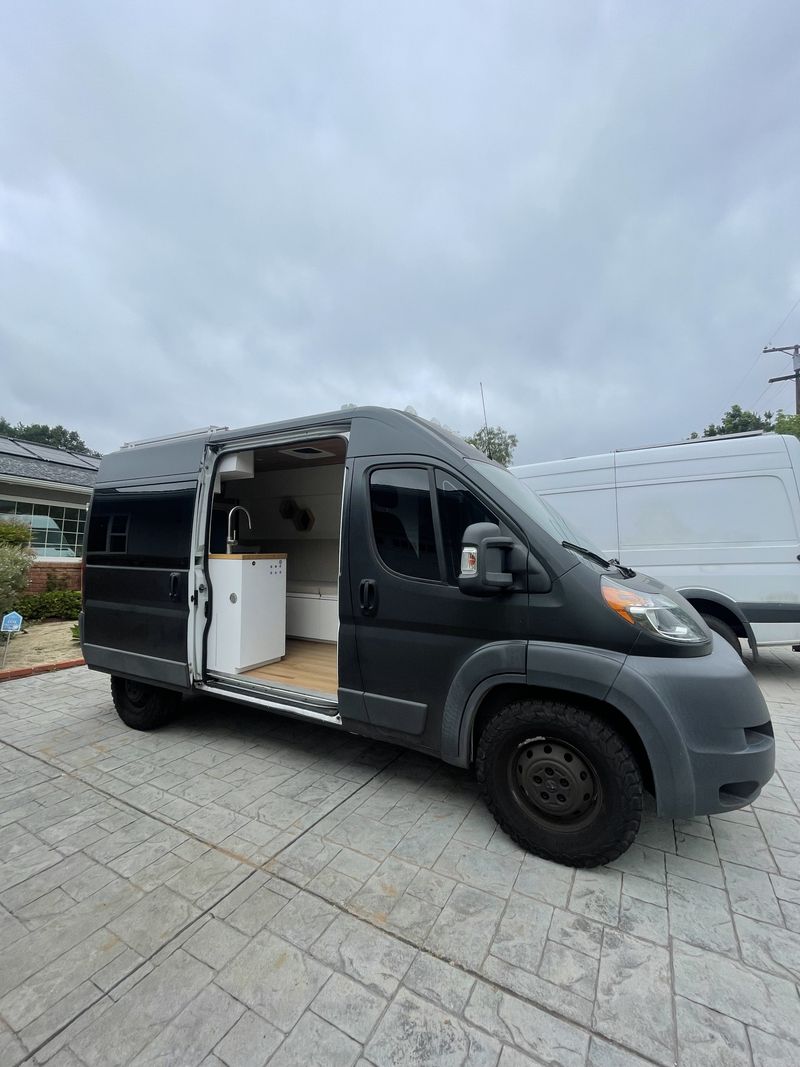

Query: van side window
left=108, top=514, right=129, bottom=552
left=369, top=468, right=439, bottom=580
left=86, top=513, right=128, bottom=553
left=86, top=489, right=195, bottom=567
left=435, top=470, right=498, bottom=583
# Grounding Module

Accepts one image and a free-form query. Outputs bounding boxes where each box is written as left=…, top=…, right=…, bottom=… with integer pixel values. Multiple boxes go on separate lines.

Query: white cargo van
left=512, top=431, right=800, bottom=657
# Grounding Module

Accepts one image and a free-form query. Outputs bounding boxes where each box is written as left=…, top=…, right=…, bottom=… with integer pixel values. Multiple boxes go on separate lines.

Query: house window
left=0, top=497, right=88, bottom=558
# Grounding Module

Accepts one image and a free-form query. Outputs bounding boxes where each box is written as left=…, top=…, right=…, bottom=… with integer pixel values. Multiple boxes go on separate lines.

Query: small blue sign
left=1, top=611, right=23, bottom=633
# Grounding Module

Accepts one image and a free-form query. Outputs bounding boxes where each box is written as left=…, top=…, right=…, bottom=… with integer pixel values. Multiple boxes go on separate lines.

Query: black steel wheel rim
left=124, top=681, right=149, bottom=709
left=508, top=736, right=602, bottom=830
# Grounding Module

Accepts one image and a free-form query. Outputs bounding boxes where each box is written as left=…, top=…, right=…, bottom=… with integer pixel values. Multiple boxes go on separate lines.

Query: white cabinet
left=286, top=592, right=338, bottom=642
left=207, top=554, right=286, bottom=674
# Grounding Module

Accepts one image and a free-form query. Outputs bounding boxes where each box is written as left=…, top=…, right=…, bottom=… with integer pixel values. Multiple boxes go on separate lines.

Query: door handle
left=169, top=572, right=180, bottom=601
left=359, top=578, right=378, bottom=616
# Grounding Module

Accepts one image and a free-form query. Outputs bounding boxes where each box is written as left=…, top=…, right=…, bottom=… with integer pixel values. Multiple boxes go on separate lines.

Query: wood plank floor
left=242, top=639, right=338, bottom=694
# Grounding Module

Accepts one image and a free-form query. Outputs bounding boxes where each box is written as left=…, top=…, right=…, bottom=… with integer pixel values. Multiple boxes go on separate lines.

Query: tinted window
left=469, top=460, right=593, bottom=547
left=370, top=468, right=438, bottom=580
left=435, top=471, right=498, bottom=583
left=86, top=487, right=195, bottom=567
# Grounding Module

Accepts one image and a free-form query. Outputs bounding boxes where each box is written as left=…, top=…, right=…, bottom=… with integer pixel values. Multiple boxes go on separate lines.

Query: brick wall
left=27, top=561, right=83, bottom=593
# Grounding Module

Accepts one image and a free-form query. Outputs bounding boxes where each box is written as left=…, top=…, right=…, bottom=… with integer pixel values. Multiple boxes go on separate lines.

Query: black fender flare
left=678, top=587, right=758, bottom=659
left=441, top=640, right=628, bottom=768
left=440, top=641, right=527, bottom=766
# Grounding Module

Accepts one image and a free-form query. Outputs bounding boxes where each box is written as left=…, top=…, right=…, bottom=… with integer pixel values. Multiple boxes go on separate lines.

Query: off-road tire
left=476, top=699, right=642, bottom=868
left=110, top=676, right=180, bottom=731
left=701, top=615, right=743, bottom=659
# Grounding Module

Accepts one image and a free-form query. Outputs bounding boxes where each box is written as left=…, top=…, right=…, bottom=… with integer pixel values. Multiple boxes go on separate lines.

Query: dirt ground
left=1, top=619, right=81, bottom=670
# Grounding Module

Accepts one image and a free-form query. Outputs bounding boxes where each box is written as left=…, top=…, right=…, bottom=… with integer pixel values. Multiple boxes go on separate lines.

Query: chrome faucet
left=226, top=506, right=252, bottom=552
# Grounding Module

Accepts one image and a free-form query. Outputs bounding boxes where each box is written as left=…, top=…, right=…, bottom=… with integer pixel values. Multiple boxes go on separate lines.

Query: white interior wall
left=218, top=463, right=344, bottom=587
left=225, top=464, right=344, bottom=541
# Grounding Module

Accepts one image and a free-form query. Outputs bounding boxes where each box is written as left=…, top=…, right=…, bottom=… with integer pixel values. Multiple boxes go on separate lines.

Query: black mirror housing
left=458, top=522, right=517, bottom=597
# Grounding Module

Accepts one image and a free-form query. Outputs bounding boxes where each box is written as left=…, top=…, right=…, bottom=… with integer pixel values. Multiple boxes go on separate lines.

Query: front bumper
left=607, top=636, right=775, bottom=819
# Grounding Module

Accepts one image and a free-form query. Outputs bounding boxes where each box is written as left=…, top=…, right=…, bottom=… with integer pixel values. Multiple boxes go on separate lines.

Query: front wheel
left=701, top=615, right=743, bottom=659
left=110, top=676, right=180, bottom=730
left=476, top=699, right=643, bottom=867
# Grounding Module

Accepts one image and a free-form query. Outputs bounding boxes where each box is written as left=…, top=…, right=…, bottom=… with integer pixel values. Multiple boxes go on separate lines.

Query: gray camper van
left=81, top=407, right=775, bottom=867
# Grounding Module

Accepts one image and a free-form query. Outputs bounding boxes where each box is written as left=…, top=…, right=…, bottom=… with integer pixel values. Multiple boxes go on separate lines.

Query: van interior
left=205, top=436, right=346, bottom=701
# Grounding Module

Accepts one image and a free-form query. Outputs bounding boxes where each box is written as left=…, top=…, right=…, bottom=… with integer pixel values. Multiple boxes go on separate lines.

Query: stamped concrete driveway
left=1, top=650, right=799, bottom=1067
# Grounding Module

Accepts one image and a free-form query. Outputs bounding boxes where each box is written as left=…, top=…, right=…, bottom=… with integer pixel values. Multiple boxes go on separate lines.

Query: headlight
left=601, top=576, right=708, bottom=644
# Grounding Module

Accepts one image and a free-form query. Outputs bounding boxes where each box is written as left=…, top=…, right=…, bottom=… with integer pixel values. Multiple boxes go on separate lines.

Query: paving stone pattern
left=0, top=648, right=799, bottom=1065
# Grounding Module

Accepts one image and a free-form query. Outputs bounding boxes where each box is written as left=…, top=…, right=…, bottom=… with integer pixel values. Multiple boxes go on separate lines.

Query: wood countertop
left=208, top=553, right=288, bottom=560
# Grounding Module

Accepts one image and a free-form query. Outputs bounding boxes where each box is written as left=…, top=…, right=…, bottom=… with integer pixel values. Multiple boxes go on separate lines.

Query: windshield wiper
left=561, top=541, right=636, bottom=579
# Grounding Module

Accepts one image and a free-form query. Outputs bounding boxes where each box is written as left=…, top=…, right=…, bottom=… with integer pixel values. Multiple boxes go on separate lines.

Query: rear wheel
left=476, top=699, right=642, bottom=867
left=110, top=676, right=180, bottom=730
left=701, top=615, right=743, bottom=658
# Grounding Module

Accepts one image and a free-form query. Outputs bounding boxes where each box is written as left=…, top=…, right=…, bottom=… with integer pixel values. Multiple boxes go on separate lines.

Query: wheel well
left=471, top=683, right=655, bottom=795
left=686, top=597, right=747, bottom=639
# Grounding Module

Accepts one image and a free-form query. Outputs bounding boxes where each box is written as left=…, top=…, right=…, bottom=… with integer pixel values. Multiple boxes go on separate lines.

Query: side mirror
left=458, top=522, right=524, bottom=597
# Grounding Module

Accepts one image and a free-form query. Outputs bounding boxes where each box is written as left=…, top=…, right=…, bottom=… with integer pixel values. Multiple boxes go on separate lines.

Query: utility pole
left=764, top=343, right=800, bottom=415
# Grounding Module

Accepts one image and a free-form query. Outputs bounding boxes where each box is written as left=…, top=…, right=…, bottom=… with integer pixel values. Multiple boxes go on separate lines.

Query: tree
left=690, top=405, right=774, bottom=439
left=0, top=417, right=100, bottom=456
left=775, top=411, right=800, bottom=439
left=464, top=425, right=519, bottom=467
left=691, top=404, right=800, bottom=442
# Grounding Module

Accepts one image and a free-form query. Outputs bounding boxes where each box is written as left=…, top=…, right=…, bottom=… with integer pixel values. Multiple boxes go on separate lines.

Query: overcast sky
left=2, top=2, right=799, bottom=462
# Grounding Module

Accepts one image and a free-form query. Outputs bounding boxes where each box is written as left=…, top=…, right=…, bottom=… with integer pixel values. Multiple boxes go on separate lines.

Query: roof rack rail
left=615, top=429, right=768, bottom=453
left=121, top=426, right=229, bottom=449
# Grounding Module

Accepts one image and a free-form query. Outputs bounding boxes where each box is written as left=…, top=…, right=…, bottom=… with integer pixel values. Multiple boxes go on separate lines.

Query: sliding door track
left=201, top=673, right=341, bottom=724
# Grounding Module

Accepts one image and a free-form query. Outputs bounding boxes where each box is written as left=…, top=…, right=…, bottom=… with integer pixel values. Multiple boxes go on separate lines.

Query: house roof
left=0, top=437, right=100, bottom=490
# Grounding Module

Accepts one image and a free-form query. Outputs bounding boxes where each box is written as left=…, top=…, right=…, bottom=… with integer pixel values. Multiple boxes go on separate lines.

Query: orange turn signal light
left=600, top=582, right=649, bottom=625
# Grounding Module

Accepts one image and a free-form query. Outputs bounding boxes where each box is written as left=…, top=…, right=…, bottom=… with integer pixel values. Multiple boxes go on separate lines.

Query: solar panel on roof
left=0, top=438, right=36, bottom=458
left=0, top=436, right=99, bottom=468
left=19, top=441, right=63, bottom=461
left=63, top=451, right=100, bottom=468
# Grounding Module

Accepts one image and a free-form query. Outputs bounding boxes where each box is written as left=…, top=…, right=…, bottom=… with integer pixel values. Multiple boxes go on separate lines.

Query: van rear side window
left=86, top=488, right=195, bottom=567
left=369, top=468, right=438, bottom=580
left=87, top=513, right=129, bottom=554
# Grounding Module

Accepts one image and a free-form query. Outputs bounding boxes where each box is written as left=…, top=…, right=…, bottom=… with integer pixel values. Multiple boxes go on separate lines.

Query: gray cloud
left=2, top=1, right=799, bottom=461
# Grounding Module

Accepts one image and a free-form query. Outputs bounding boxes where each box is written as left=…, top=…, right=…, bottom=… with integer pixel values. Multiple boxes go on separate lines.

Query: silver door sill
left=199, top=678, right=341, bottom=724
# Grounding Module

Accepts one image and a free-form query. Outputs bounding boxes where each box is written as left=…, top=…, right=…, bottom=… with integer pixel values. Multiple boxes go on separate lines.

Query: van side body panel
left=83, top=465, right=202, bottom=690
left=512, top=433, right=800, bottom=648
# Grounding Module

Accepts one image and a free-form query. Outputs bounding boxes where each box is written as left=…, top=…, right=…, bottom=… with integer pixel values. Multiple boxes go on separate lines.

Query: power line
left=752, top=379, right=779, bottom=410
left=767, top=292, right=800, bottom=346
left=726, top=294, right=800, bottom=409
left=751, top=360, right=794, bottom=408
left=729, top=349, right=769, bottom=405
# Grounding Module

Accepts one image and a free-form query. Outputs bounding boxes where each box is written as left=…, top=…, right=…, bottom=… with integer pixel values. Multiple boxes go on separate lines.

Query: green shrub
left=0, top=519, right=32, bottom=546
left=13, top=589, right=82, bottom=621
left=70, top=622, right=80, bottom=642
left=0, top=541, right=35, bottom=615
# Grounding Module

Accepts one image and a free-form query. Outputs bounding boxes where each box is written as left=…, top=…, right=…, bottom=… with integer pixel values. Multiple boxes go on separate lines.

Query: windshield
left=468, top=461, right=604, bottom=554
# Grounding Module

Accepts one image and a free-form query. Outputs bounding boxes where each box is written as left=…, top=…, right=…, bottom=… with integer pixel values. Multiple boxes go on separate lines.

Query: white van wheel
left=701, top=616, right=743, bottom=658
